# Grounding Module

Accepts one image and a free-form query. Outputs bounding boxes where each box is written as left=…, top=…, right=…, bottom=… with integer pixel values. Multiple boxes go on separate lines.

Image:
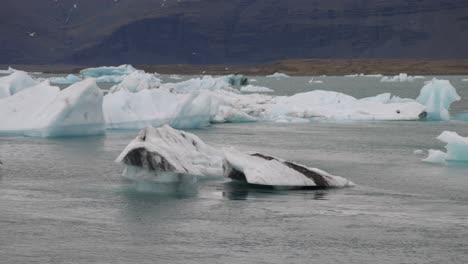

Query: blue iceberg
left=416, top=79, right=460, bottom=121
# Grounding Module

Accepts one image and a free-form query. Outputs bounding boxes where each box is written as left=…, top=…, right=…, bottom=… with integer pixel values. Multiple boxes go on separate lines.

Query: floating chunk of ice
left=266, top=72, right=290, bottom=78
left=80, top=64, right=136, bottom=78
left=416, top=79, right=460, bottom=121
left=381, top=73, right=425, bottom=82
left=0, top=67, right=16, bottom=74
left=115, top=125, right=224, bottom=181
left=95, top=75, right=125, bottom=83
left=240, top=85, right=274, bottom=93
left=224, top=74, right=249, bottom=86
left=116, top=126, right=354, bottom=188
left=0, top=71, right=38, bottom=99
left=0, top=79, right=105, bottom=137
left=413, top=149, right=424, bottom=155
left=223, top=149, right=353, bottom=188
left=49, top=74, right=82, bottom=84
left=423, top=131, right=468, bottom=164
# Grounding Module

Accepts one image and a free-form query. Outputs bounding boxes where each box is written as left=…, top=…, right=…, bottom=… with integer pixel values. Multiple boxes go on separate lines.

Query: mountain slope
left=1, top=0, right=468, bottom=64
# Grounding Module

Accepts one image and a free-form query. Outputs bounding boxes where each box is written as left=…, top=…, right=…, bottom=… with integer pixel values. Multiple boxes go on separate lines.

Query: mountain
left=1, top=0, right=468, bottom=65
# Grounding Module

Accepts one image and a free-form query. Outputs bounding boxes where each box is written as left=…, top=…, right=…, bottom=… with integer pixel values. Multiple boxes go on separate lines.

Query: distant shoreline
left=2, top=59, right=468, bottom=76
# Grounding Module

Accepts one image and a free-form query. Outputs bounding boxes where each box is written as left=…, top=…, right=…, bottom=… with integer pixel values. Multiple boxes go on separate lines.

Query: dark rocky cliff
left=1, top=0, right=468, bottom=65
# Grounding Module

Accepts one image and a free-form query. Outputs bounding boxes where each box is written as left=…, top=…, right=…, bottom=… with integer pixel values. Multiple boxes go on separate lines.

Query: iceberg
left=169, top=74, right=183, bottom=80
left=0, top=67, right=16, bottom=74
left=345, top=73, right=383, bottom=78
left=266, top=90, right=427, bottom=121
left=381, top=73, right=424, bottom=82
left=0, top=71, right=38, bottom=99
left=0, top=79, right=105, bottom=137
left=116, top=126, right=353, bottom=188
left=109, top=71, right=161, bottom=93
left=103, top=88, right=213, bottom=129
left=161, top=75, right=237, bottom=93
left=80, top=64, right=136, bottom=78
left=423, top=131, right=468, bottom=164
left=224, top=74, right=249, bottom=86
left=266, top=72, right=290, bottom=78
left=308, top=78, right=323, bottom=84
left=240, top=85, right=274, bottom=93
left=49, top=74, right=83, bottom=84
left=416, top=79, right=460, bottom=121
left=115, top=125, right=223, bottom=181
left=223, top=150, right=353, bottom=188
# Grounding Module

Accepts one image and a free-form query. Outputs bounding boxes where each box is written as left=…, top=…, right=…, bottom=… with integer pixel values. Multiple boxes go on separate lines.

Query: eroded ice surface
left=0, top=71, right=38, bottom=99
left=423, top=131, right=468, bottom=164
left=115, top=125, right=223, bottom=181
left=0, top=79, right=105, bottom=137
left=223, top=149, right=353, bottom=188
left=416, top=79, right=460, bottom=121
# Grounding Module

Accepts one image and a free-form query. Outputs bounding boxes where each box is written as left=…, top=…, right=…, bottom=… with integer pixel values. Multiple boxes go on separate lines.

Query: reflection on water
left=221, top=181, right=332, bottom=201
left=120, top=175, right=199, bottom=199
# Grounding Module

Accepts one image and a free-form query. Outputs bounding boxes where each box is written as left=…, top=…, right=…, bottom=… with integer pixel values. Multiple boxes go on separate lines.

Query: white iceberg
left=416, top=79, right=460, bottom=121
left=169, top=74, right=183, bottom=80
left=80, top=64, right=136, bottom=78
left=0, top=71, right=38, bottom=99
left=0, top=79, right=105, bottom=137
left=115, top=125, right=223, bottom=181
left=308, top=78, right=323, bottom=84
left=462, top=79, right=468, bottom=82
left=344, top=73, right=383, bottom=78
left=116, top=126, right=354, bottom=188
left=161, top=75, right=237, bottom=93
left=49, top=74, right=83, bottom=84
left=266, top=72, right=290, bottom=78
left=109, top=71, right=161, bottom=93
left=103, top=88, right=213, bottom=129
left=266, top=90, right=427, bottom=121
left=423, top=131, right=468, bottom=164
left=380, top=73, right=424, bottom=82
left=0, top=67, right=16, bottom=74
left=223, top=150, right=353, bottom=188
left=240, top=85, right=274, bottom=93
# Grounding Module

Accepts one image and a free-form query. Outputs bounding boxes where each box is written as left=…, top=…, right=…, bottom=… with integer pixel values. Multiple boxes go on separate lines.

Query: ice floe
left=0, top=79, right=105, bottom=137
left=266, top=72, right=290, bottom=78
left=380, top=73, right=425, bottom=82
left=423, top=131, right=468, bottom=164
